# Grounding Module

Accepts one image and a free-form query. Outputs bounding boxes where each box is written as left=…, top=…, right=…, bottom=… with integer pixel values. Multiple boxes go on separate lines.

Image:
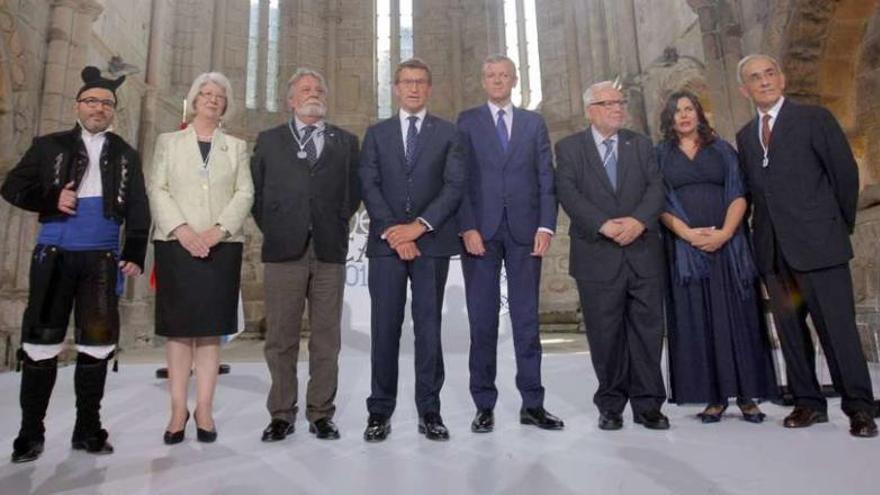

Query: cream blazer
left=148, top=126, right=254, bottom=242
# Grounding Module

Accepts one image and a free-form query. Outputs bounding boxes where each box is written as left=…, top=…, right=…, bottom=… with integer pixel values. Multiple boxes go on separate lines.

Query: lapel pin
left=221, top=145, right=228, bottom=151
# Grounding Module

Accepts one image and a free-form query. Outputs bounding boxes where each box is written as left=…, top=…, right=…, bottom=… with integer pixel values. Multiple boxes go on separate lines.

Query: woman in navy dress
left=658, top=90, right=777, bottom=423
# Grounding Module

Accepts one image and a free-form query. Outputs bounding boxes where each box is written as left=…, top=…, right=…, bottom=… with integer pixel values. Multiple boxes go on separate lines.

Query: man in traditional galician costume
left=1, top=67, right=150, bottom=463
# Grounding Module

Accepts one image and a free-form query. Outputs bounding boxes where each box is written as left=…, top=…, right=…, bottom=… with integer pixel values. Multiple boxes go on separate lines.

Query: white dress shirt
left=487, top=101, right=513, bottom=139
left=293, top=116, right=325, bottom=158
left=78, top=124, right=108, bottom=198
left=757, top=96, right=785, bottom=154
left=399, top=108, right=427, bottom=155
left=590, top=125, right=618, bottom=161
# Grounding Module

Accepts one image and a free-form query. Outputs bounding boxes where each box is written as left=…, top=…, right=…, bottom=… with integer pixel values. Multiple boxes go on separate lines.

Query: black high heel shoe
left=194, top=410, right=217, bottom=443
left=738, top=400, right=766, bottom=424
left=697, top=404, right=728, bottom=424
left=163, top=410, right=189, bottom=445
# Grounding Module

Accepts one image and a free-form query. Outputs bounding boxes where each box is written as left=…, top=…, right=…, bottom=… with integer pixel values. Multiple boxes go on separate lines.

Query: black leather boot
left=70, top=352, right=114, bottom=455
left=12, top=354, right=58, bottom=463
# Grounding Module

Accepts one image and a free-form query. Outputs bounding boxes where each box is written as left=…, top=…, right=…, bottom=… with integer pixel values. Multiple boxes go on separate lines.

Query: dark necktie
left=761, top=114, right=772, bottom=150
left=602, top=138, right=618, bottom=191
left=405, top=115, right=419, bottom=171
left=302, top=125, right=318, bottom=166
left=496, top=109, right=509, bottom=152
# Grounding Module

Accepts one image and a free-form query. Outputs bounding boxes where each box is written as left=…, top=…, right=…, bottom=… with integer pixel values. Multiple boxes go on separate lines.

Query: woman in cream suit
left=148, top=72, right=253, bottom=444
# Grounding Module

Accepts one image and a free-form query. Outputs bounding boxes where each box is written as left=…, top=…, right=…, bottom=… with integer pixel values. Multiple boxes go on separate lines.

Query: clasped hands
left=681, top=226, right=730, bottom=253
left=173, top=224, right=226, bottom=258
left=599, top=217, right=646, bottom=246
left=384, top=220, right=428, bottom=261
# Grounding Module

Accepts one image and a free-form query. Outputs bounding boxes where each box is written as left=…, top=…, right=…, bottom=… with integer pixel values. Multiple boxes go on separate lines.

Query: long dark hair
left=659, top=90, right=716, bottom=145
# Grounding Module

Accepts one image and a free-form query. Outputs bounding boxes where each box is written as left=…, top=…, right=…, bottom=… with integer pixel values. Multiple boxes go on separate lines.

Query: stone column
left=39, top=0, right=83, bottom=133
left=211, top=0, right=228, bottom=71
left=324, top=0, right=341, bottom=114
left=449, top=2, right=464, bottom=114
left=613, top=0, right=648, bottom=134
left=563, top=0, right=584, bottom=129
left=687, top=0, right=752, bottom=141
left=139, top=0, right=170, bottom=168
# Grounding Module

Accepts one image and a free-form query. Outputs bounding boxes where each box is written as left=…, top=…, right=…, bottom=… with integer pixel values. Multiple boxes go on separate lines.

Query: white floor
left=1, top=335, right=880, bottom=495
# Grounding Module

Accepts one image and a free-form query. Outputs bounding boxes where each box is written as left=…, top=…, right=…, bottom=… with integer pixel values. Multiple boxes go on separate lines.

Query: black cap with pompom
left=76, top=66, right=125, bottom=100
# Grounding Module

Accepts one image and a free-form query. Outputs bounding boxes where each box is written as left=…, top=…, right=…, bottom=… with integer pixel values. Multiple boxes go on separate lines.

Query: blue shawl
left=656, top=139, right=757, bottom=299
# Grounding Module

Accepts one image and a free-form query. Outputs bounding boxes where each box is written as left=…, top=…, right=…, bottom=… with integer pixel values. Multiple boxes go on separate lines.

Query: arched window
left=503, top=0, right=542, bottom=109
left=246, top=0, right=281, bottom=111
left=376, top=0, right=414, bottom=119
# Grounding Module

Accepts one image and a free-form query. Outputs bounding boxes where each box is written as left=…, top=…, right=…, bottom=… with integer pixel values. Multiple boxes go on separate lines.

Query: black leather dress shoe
left=849, top=411, right=878, bottom=438
left=471, top=409, right=494, bottom=433
left=634, top=410, right=670, bottom=430
left=783, top=407, right=828, bottom=428
left=11, top=436, right=44, bottom=463
left=309, top=418, right=340, bottom=440
left=71, top=429, right=114, bottom=455
left=164, top=410, right=189, bottom=445
left=364, top=414, right=391, bottom=442
left=261, top=419, right=295, bottom=442
left=520, top=407, right=564, bottom=430
left=418, top=413, right=450, bottom=441
left=598, top=411, right=623, bottom=431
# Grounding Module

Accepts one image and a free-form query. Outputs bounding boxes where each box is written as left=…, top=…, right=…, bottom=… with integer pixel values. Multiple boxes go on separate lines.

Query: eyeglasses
left=77, top=97, right=117, bottom=109
left=590, top=99, right=628, bottom=109
left=199, top=91, right=228, bottom=102
left=397, top=79, right=430, bottom=88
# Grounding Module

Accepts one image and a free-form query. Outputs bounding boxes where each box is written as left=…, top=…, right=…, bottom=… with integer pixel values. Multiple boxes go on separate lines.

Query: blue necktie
left=602, top=138, right=618, bottom=191
left=301, top=125, right=318, bottom=166
left=496, top=109, right=509, bottom=152
left=405, top=115, right=419, bottom=171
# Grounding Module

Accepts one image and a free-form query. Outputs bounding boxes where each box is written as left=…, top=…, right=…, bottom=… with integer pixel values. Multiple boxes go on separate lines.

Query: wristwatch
left=216, top=224, right=231, bottom=239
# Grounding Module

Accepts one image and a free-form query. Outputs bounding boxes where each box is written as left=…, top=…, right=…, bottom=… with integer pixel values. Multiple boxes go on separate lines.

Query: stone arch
left=780, top=0, right=880, bottom=188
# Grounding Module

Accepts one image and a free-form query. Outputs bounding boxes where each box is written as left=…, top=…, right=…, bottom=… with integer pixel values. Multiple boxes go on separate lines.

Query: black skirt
left=153, top=240, right=242, bottom=337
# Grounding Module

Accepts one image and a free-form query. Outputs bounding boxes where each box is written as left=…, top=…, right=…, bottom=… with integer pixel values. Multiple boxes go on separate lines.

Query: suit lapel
left=580, top=129, right=616, bottom=196
left=312, top=124, right=338, bottom=171
left=184, top=126, right=206, bottom=172
left=205, top=130, right=229, bottom=173
left=767, top=99, right=794, bottom=159
left=615, top=131, right=633, bottom=194
left=504, top=107, right=528, bottom=165
left=388, top=117, right=407, bottom=171
left=479, top=104, right=505, bottom=161
left=411, top=113, right=436, bottom=170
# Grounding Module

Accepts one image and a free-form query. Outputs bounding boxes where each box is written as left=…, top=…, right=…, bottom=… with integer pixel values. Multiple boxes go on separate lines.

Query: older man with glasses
left=555, top=81, right=669, bottom=431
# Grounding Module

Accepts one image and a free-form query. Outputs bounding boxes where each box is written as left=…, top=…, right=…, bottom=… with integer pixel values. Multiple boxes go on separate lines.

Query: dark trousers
left=764, top=254, right=875, bottom=415
left=575, top=263, right=666, bottom=415
left=263, top=241, right=345, bottom=423
left=366, top=255, right=449, bottom=417
left=462, top=216, right=544, bottom=410
left=23, top=246, right=119, bottom=346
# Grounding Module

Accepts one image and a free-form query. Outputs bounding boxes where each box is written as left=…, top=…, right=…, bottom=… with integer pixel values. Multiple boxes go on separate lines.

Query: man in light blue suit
left=457, top=54, right=563, bottom=433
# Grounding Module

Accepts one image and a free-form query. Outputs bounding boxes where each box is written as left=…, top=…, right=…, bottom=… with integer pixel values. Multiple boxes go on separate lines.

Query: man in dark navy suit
left=457, top=55, right=563, bottom=433
left=359, top=58, right=465, bottom=442
left=735, top=54, right=877, bottom=438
